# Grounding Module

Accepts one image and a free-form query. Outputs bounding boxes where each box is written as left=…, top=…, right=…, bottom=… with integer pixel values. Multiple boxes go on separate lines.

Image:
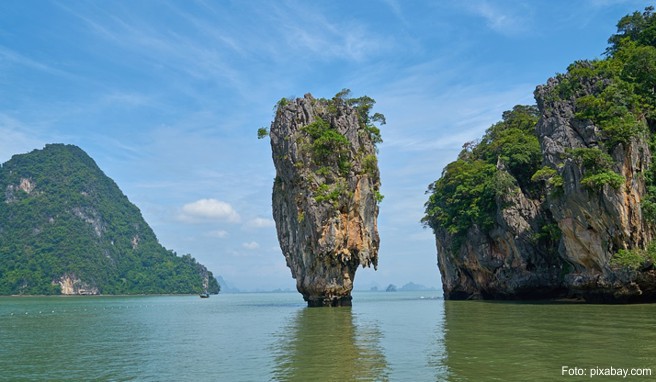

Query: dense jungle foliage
left=0, top=144, right=219, bottom=295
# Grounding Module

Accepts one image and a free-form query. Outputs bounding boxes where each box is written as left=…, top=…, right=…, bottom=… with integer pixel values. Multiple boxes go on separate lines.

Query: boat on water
left=199, top=292, right=210, bottom=298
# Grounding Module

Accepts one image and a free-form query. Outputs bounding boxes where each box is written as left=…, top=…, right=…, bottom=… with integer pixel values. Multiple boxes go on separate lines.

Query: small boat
left=199, top=292, right=210, bottom=298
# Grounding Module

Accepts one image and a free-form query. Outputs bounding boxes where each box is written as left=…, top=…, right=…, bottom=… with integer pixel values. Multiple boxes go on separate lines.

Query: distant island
left=216, top=275, right=240, bottom=293
left=0, top=144, right=219, bottom=295
left=423, top=7, right=656, bottom=303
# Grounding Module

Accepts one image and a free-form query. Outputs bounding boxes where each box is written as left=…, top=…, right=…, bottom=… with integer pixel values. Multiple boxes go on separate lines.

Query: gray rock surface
left=436, top=71, right=656, bottom=302
left=269, top=94, right=381, bottom=306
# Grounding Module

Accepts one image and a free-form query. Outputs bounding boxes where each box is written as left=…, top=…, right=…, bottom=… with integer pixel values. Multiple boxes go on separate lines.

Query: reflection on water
left=441, top=301, right=656, bottom=381
left=272, top=307, right=389, bottom=381
left=4, top=293, right=653, bottom=381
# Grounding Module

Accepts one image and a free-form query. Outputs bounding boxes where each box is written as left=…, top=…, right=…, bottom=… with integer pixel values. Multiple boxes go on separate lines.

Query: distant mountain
left=0, top=144, right=219, bottom=295
left=216, top=275, right=240, bottom=293
left=398, top=282, right=435, bottom=292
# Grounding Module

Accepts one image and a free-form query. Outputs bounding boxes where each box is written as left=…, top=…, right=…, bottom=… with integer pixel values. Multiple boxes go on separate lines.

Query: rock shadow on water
left=271, top=307, right=389, bottom=381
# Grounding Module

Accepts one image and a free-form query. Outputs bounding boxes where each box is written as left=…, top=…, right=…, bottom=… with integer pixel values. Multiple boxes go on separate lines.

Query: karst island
left=259, top=90, right=384, bottom=306
left=423, top=7, right=656, bottom=303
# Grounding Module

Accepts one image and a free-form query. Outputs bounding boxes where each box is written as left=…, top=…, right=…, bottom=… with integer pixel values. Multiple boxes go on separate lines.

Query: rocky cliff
left=266, top=91, right=383, bottom=306
left=0, top=144, right=220, bottom=295
left=424, top=8, right=656, bottom=302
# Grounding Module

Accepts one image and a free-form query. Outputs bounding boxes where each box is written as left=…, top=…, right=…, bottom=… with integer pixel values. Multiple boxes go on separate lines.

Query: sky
left=0, top=0, right=650, bottom=292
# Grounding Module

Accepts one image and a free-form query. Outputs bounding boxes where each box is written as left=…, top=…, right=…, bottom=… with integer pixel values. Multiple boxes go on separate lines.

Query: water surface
left=1, top=292, right=654, bottom=381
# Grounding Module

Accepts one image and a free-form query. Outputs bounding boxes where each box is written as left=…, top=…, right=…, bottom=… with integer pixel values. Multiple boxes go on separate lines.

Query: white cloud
left=247, top=217, right=276, bottom=228
left=179, top=198, right=240, bottom=223
left=242, top=241, right=260, bottom=250
left=207, top=230, right=229, bottom=238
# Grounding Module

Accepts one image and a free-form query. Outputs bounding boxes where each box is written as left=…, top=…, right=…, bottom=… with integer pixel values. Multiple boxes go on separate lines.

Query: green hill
left=0, top=144, right=219, bottom=295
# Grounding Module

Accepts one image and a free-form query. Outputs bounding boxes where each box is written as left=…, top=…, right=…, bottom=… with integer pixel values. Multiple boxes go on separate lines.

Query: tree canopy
left=0, top=144, right=219, bottom=295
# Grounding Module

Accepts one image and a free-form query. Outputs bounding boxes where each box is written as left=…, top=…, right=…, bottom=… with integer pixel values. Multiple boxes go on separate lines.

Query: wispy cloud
left=207, top=230, right=229, bottom=238
left=101, top=91, right=155, bottom=108
left=246, top=217, right=275, bottom=229
left=0, top=46, right=73, bottom=77
left=0, top=114, right=47, bottom=162
left=265, top=2, right=394, bottom=62
left=57, top=1, right=248, bottom=94
left=459, top=1, right=533, bottom=36
left=242, top=241, right=260, bottom=250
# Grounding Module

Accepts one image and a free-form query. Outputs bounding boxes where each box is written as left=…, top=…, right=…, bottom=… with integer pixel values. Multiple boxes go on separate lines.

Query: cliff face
left=428, top=65, right=656, bottom=302
left=0, top=144, right=219, bottom=295
left=268, top=92, right=382, bottom=306
left=426, top=8, right=656, bottom=302
left=434, top=175, right=564, bottom=300
left=535, top=75, right=656, bottom=301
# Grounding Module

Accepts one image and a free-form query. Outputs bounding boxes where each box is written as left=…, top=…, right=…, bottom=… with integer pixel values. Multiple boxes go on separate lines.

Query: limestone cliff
left=432, top=75, right=656, bottom=302
left=424, top=8, right=656, bottom=302
left=267, top=91, right=383, bottom=306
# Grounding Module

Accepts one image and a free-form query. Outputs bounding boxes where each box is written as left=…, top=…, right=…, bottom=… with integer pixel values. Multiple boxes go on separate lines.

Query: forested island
left=0, top=144, right=219, bottom=295
left=423, top=7, right=656, bottom=302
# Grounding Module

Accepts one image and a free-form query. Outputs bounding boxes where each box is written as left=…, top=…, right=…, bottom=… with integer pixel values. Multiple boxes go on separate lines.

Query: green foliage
left=424, top=7, right=656, bottom=254
left=423, top=104, right=543, bottom=247
left=607, top=6, right=656, bottom=55
left=302, top=117, right=351, bottom=176
left=276, top=97, right=291, bottom=109
left=552, top=12, right=656, bottom=150
left=566, top=148, right=625, bottom=190
left=257, top=127, right=269, bottom=139
left=533, top=223, right=562, bottom=244
left=0, top=144, right=219, bottom=295
left=362, top=154, right=378, bottom=177
left=374, top=190, right=384, bottom=203
left=492, top=170, right=518, bottom=197
left=473, top=105, right=541, bottom=191
left=531, top=166, right=564, bottom=188
left=343, top=92, right=385, bottom=145
left=567, top=147, right=614, bottom=171
left=580, top=171, right=625, bottom=190
left=574, top=79, right=645, bottom=149
left=423, top=159, right=497, bottom=244
left=641, top=184, right=656, bottom=223
left=296, top=89, right=385, bottom=208
left=611, top=243, right=656, bottom=269
left=314, top=182, right=345, bottom=204
left=553, top=60, right=601, bottom=100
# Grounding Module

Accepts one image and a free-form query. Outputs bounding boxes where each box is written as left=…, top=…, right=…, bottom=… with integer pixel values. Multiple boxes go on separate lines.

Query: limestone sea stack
left=265, top=90, right=384, bottom=306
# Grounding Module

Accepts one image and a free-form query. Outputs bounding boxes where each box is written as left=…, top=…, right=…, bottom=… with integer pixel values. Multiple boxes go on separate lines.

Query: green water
left=0, top=292, right=654, bottom=381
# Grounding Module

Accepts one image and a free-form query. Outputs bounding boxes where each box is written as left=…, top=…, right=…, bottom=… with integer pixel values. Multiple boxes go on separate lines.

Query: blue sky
left=0, top=0, right=649, bottom=291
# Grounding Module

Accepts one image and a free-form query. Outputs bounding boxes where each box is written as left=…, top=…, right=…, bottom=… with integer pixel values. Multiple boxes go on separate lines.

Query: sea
left=1, top=291, right=655, bottom=381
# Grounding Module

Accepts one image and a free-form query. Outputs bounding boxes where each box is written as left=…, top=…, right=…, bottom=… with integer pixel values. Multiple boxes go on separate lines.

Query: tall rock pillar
left=266, top=91, right=383, bottom=306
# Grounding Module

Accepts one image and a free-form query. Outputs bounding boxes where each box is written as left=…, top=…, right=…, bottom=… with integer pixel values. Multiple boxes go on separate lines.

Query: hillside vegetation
left=423, top=7, right=656, bottom=301
left=0, top=144, right=219, bottom=295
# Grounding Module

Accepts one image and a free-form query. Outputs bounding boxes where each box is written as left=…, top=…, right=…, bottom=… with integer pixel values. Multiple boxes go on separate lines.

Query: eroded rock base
left=306, top=295, right=353, bottom=307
